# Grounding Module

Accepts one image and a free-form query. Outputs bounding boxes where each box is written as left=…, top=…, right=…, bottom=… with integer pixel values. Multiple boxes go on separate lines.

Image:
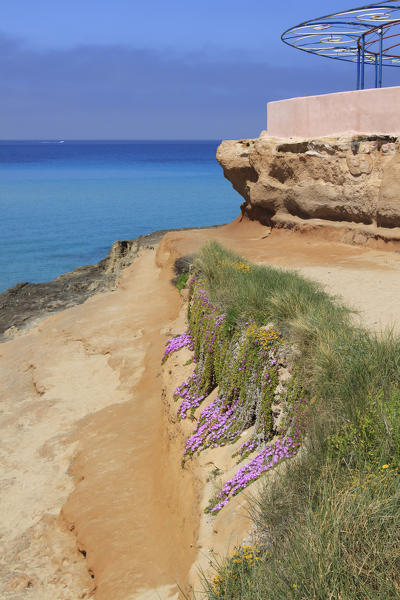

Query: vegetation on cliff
left=164, top=244, right=310, bottom=512
left=166, top=242, right=400, bottom=599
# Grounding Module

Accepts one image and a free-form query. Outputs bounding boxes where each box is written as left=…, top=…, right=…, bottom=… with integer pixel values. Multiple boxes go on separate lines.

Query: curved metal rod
left=282, top=2, right=400, bottom=87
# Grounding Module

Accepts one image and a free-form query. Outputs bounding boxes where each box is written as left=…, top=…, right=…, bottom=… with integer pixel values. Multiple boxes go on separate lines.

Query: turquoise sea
left=0, top=141, right=240, bottom=293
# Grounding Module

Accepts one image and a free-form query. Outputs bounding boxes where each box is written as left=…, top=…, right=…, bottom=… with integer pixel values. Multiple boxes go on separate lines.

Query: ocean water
left=0, top=141, right=240, bottom=293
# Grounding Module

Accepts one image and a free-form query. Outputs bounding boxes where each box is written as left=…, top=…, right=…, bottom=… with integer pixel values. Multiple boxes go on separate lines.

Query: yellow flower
left=382, top=464, right=389, bottom=469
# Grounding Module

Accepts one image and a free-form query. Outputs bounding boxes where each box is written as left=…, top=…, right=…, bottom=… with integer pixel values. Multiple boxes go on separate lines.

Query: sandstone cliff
left=217, top=134, right=400, bottom=245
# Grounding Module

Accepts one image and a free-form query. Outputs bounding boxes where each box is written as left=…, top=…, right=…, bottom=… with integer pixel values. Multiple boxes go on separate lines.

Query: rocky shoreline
left=0, top=226, right=219, bottom=342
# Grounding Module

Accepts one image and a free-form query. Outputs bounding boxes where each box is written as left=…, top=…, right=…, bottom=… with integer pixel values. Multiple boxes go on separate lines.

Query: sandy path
left=0, top=247, right=199, bottom=599
left=2, top=218, right=400, bottom=600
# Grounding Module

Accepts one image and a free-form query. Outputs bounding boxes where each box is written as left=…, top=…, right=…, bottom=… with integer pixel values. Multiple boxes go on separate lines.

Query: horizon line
left=0, top=138, right=224, bottom=142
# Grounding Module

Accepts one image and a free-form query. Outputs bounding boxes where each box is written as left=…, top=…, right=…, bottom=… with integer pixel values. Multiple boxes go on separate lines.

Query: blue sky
left=1, top=0, right=398, bottom=139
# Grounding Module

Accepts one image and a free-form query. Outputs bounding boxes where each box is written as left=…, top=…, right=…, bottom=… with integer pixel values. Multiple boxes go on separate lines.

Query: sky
left=0, top=0, right=398, bottom=139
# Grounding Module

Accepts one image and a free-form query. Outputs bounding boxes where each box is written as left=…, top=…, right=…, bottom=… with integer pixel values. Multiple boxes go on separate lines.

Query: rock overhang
left=217, top=132, right=400, bottom=245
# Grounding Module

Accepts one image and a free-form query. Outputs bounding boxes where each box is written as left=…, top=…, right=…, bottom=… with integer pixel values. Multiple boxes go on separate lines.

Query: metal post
left=375, top=55, right=379, bottom=88
left=361, top=34, right=365, bottom=89
left=357, top=44, right=361, bottom=90
left=379, top=28, right=383, bottom=87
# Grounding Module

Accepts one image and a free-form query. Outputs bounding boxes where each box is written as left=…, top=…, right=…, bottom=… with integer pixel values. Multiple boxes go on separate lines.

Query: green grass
left=194, top=242, right=400, bottom=600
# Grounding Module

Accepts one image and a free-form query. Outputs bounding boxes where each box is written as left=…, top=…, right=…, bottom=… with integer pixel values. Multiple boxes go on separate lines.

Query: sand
left=161, top=217, right=400, bottom=332
left=2, top=218, right=400, bottom=599
left=0, top=247, right=199, bottom=600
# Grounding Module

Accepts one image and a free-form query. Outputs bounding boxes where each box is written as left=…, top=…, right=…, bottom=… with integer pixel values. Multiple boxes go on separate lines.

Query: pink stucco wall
left=267, top=86, right=400, bottom=138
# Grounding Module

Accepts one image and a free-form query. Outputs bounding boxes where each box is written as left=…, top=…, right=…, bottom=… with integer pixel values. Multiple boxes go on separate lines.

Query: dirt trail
left=0, top=247, right=199, bottom=600
left=2, top=218, right=400, bottom=600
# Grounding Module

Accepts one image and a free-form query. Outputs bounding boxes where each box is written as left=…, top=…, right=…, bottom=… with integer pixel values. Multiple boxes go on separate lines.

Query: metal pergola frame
left=282, top=1, right=400, bottom=89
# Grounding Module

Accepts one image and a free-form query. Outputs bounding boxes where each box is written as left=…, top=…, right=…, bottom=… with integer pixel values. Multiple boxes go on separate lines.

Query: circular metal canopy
left=282, top=1, right=400, bottom=73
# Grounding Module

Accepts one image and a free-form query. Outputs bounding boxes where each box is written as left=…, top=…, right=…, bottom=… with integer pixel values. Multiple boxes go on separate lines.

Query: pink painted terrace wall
left=267, top=86, right=400, bottom=138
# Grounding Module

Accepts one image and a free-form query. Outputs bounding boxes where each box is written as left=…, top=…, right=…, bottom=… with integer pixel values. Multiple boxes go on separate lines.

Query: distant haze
left=1, top=0, right=399, bottom=139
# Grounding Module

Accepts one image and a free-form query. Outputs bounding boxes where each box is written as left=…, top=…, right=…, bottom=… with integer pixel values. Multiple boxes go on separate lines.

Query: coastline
left=3, top=219, right=400, bottom=598
left=0, top=225, right=223, bottom=343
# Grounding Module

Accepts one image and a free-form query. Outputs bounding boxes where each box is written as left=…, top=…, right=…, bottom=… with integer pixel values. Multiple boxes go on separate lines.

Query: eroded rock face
left=217, top=134, right=400, bottom=233
left=378, top=156, right=400, bottom=227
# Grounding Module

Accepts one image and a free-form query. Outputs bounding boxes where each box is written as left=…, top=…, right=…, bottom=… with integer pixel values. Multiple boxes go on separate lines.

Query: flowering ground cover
left=167, top=242, right=400, bottom=599
left=162, top=331, right=193, bottom=362
left=164, top=268, right=307, bottom=512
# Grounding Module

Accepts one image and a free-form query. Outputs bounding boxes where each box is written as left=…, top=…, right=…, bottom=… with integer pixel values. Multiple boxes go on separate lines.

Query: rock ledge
left=217, top=133, right=400, bottom=245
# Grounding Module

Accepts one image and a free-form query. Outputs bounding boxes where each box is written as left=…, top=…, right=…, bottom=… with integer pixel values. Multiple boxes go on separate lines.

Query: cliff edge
left=217, top=133, right=400, bottom=246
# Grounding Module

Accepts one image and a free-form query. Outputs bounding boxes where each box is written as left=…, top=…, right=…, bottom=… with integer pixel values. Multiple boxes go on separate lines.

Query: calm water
left=0, top=141, right=240, bottom=292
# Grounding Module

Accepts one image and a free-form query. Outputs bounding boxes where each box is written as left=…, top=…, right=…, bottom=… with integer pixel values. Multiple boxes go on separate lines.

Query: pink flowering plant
left=163, top=275, right=307, bottom=512
left=162, top=331, right=193, bottom=363
left=206, top=396, right=308, bottom=513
